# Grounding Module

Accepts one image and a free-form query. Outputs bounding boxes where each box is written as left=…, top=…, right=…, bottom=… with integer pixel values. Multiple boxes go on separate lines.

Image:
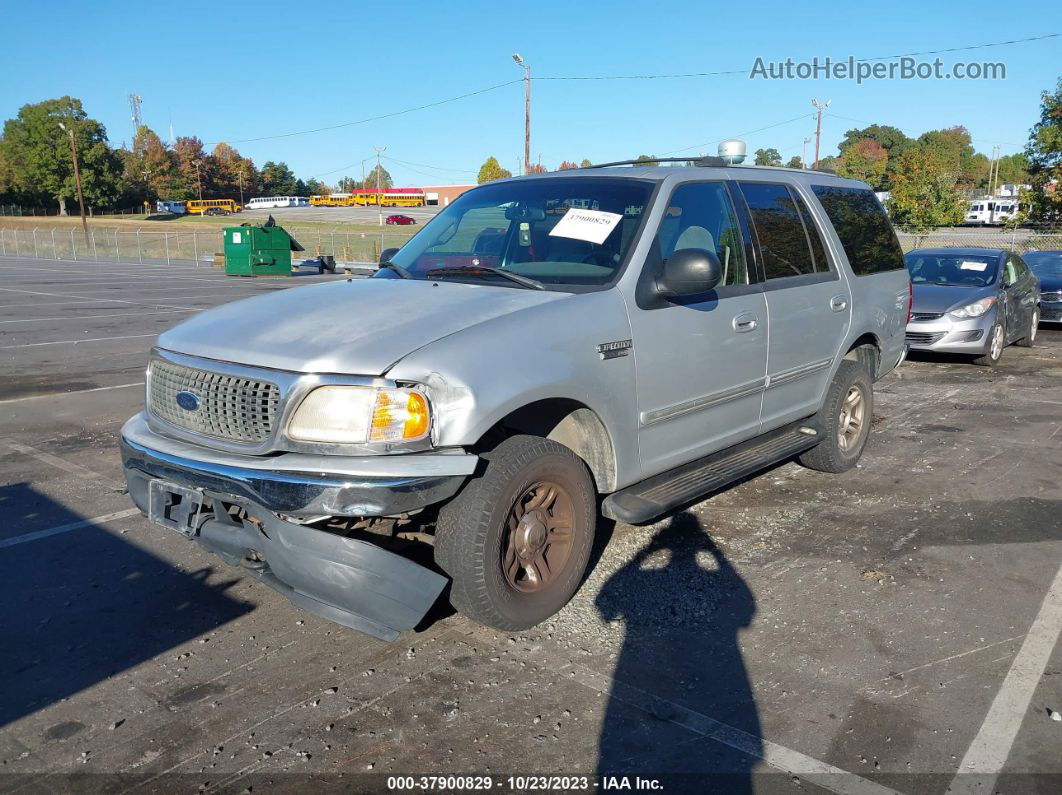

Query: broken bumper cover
left=119, top=412, right=476, bottom=640
left=120, top=412, right=476, bottom=518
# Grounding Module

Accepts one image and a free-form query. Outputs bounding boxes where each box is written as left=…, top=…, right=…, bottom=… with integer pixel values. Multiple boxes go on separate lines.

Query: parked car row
left=904, top=247, right=1059, bottom=366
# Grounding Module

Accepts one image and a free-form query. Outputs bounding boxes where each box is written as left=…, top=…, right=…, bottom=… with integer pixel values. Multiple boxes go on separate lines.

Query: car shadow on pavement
left=594, top=512, right=761, bottom=792
left=0, top=483, right=254, bottom=727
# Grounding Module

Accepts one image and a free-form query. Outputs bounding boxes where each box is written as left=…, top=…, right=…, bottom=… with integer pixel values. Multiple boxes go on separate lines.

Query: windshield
left=905, top=253, right=999, bottom=288
left=1025, top=251, right=1062, bottom=277
left=377, top=177, right=653, bottom=289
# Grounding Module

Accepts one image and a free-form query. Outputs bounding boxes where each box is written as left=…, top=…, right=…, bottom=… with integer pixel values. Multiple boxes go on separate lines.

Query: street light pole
left=811, top=98, right=831, bottom=170
left=193, top=161, right=203, bottom=200
left=513, top=53, right=530, bottom=176
left=802, top=137, right=812, bottom=169
left=58, top=121, right=89, bottom=247
left=374, top=146, right=386, bottom=226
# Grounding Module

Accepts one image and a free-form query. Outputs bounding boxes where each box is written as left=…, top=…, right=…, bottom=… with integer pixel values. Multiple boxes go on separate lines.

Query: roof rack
left=588, top=156, right=726, bottom=169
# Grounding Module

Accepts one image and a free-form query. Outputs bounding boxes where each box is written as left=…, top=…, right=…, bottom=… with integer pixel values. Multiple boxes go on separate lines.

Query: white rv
left=964, top=198, right=1019, bottom=226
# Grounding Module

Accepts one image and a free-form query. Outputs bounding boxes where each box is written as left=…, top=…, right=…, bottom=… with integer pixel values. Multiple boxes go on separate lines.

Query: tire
left=1015, top=308, right=1039, bottom=348
left=434, top=435, right=596, bottom=631
left=974, top=321, right=1005, bottom=366
left=797, top=359, right=874, bottom=474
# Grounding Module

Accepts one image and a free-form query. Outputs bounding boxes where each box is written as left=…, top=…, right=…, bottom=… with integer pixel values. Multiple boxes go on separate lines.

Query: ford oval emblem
left=175, top=390, right=201, bottom=412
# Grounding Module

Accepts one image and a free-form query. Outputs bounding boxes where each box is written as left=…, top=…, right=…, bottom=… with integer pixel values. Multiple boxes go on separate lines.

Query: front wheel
left=435, top=435, right=596, bottom=631
left=798, top=359, right=873, bottom=474
left=974, top=321, right=1005, bottom=366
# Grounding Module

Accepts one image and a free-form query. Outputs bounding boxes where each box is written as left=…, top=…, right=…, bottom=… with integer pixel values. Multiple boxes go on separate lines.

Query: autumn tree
left=837, top=139, right=888, bottom=188
left=526, top=162, right=546, bottom=174
left=838, top=124, right=912, bottom=189
left=477, top=156, right=512, bottom=183
left=210, top=142, right=257, bottom=201
left=886, top=146, right=966, bottom=231
left=1025, top=77, right=1062, bottom=223
left=633, top=154, right=659, bottom=166
left=362, top=163, right=393, bottom=191
left=753, top=148, right=782, bottom=166
left=172, top=136, right=210, bottom=199
left=579, top=158, right=592, bottom=168
left=558, top=160, right=579, bottom=170
left=0, top=96, right=122, bottom=213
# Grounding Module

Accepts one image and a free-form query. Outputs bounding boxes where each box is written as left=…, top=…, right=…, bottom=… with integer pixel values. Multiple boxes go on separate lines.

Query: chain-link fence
left=0, top=224, right=416, bottom=266
left=896, top=229, right=1062, bottom=255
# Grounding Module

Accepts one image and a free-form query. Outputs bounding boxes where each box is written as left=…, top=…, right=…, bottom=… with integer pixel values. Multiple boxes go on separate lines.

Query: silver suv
left=120, top=162, right=910, bottom=640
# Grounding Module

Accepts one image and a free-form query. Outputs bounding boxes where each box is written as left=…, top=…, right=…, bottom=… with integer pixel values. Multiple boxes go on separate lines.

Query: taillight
left=907, top=277, right=913, bottom=323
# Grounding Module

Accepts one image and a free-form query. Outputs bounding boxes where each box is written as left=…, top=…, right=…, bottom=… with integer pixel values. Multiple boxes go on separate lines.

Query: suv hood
left=157, top=278, right=567, bottom=376
left=912, top=283, right=997, bottom=314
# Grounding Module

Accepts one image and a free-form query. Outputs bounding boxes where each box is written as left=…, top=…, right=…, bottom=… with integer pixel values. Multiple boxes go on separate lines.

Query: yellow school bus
left=310, top=193, right=354, bottom=207
left=185, top=199, right=241, bottom=215
left=354, top=190, right=425, bottom=207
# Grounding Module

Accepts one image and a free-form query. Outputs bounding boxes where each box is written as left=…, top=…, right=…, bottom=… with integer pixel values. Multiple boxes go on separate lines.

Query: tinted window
left=793, top=191, right=830, bottom=272
left=737, top=182, right=815, bottom=279
left=1025, top=251, right=1062, bottom=277
left=811, top=185, right=905, bottom=275
left=656, top=182, right=748, bottom=288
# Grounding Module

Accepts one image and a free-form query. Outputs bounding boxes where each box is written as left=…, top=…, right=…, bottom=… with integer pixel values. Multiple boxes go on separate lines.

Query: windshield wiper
left=377, top=261, right=414, bottom=279
left=425, top=266, right=544, bottom=290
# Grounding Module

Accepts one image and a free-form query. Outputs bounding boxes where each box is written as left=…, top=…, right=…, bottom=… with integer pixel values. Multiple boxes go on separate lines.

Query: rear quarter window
left=811, top=185, right=905, bottom=276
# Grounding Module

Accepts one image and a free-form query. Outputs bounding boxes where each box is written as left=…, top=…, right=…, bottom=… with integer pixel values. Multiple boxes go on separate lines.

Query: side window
left=1004, top=259, right=1018, bottom=286
left=737, top=182, right=815, bottom=279
left=656, top=182, right=748, bottom=288
left=810, top=185, right=906, bottom=275
left=792, top=190, right=830, bottom=272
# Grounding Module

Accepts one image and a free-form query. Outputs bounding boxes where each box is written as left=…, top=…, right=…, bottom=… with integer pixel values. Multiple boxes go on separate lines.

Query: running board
left=602, top=421, right=821, bottom=524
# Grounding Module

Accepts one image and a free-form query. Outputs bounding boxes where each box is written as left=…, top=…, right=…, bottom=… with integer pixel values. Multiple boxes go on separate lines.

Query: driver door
left=628, top=181, right=769, bottom=477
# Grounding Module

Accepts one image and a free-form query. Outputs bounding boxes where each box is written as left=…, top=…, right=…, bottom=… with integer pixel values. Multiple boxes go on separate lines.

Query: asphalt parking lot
left=1, top=255, right=1061, bottom=794
left=239, top=205, right=442, bottom=224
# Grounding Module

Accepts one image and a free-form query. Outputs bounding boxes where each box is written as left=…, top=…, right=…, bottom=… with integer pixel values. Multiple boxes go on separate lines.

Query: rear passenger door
left=735, top=181, right=850, bottom=431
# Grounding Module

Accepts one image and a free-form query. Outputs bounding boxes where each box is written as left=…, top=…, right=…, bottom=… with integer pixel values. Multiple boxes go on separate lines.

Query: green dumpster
left=223, top=223, right=305, bottom=277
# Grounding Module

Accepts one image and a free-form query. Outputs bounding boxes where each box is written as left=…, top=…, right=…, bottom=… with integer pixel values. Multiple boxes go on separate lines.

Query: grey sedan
left=904, top=248, right=1040, bottom=366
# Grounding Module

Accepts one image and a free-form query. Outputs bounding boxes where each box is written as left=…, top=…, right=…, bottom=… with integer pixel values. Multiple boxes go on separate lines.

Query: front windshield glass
left=379, top=178, right=653, bottom=289
left=905, top=253, right=999, bottom=288
left=1025, top=251, right=1062, bottom=277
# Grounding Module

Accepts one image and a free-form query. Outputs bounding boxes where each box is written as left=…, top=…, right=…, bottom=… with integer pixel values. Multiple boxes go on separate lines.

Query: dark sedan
left=1024, top=250, right=1062, bottom=323
left=904, top=248, right=1040, bottom=366
left=385, top=215, right=417, bottom=225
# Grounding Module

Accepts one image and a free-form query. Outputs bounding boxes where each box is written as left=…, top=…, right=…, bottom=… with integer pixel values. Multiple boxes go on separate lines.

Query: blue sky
left=1, top=0, right=1058, bottom=187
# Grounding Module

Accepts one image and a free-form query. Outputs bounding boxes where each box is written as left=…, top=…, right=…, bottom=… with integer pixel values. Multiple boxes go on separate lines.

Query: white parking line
left=0, top=286, right=199, bottom=310
left=570, top=664, right=900, bottom=795
left=0, top=382, right=144, bottom=404
left=0, top=309, right=196, bottom=324
left=0, top=440, right=125, bottom=489
left=0, top=508, right=140, bottom=549
left=948, top=561, right=1062, bottom=792
left=0, top=333, right=156, bottom=350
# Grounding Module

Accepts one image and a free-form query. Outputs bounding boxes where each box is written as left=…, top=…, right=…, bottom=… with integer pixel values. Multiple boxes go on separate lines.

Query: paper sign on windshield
left=549, top=208, right=623, bottom=245
left=960, top=260, right=989, bottom=271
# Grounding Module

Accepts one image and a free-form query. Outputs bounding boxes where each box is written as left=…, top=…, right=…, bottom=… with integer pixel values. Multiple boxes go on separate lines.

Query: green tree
left=837, top=139, right=888, bottom=188
left=886, top=146, right=966, bottom=231
left=918, top=127, right=980, bottom=188
left=579, top=158, right=592, bottom=168
left=0, top=96, right=122, bottom=213
left=785, top=156, right=803, bottom=169
left=633, top=154, right=659, bottom=166
left=815, top=155, right=839, bottom=172
left=336, top=176, right=358, bottom=193
left=172, top=136, right=210, bottom=199
left=209, top=142, right=257, bottom=201
left=995, top=153, right=1032, bottom=186
left=838, top=124, right=912, bottom=189
left=1025, top=76, right=1062, bottom=223
left=753, top=148, right=782, bottom=166
left=363, top=163, right=393, bottom=191
left=303, top=177, right=326, bottom=196
left=259, top=161, right=299, bottom=195
left=477, top=156, right=512, bottom=183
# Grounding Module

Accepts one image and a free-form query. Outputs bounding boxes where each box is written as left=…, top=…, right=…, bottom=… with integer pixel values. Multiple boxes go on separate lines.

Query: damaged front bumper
left=120, top=413, right=478, bottom=640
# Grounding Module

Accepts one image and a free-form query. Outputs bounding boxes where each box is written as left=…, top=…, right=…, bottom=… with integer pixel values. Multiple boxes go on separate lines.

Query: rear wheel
left=798, top=359, right=873, bottom=474
left=974, top=321, right=1005, bottom=366
left=1015, top=308, right=1039, bottom=348
left=435, top=435, right=596, bottom=631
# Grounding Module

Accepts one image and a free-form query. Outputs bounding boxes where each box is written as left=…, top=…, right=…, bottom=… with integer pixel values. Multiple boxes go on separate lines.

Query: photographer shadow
left=595, top=512, right=761, bottom=791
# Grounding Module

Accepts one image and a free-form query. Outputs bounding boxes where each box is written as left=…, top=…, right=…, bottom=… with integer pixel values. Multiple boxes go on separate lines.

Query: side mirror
left=656, top=248, right=723, bottom=298
left=379, top=247, right=400, bottom=264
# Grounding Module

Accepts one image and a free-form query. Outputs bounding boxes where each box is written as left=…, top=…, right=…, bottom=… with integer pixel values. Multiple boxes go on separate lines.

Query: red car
left=385, top=214, right=417, bottom=225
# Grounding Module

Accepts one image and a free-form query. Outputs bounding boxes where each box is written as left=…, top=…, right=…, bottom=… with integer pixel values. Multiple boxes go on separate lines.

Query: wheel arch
left=475, top=398, right=617, bottom=493
left=843, top=332, right=882, bottom=379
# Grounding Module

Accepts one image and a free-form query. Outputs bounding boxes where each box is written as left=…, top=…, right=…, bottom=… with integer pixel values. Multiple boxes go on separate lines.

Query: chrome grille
left=149, top=358, right=280, bottom=444
left=1041, top=290, right=1062, bottom=303
left=910, top=312, right=943, bottom=321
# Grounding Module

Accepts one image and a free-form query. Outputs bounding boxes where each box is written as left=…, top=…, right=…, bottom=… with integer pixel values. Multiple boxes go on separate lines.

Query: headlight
left=287, top=385, right=431, bottom=445
left=948, top=296, right=996, bottom=319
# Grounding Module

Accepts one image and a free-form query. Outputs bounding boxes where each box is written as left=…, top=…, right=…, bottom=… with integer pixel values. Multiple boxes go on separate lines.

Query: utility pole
left=513, top=54, right=531, bottom=175
left=374, top=146, right=386, bottom=226
left=811, top=98, right=831, bottom=170
left=193, top=161, right=203, bottom=200
left=989, top=145, right=1000, bottom=197
left=238, top=168, right=245, bottom=206
left=57, top=121, right=89, bottom=247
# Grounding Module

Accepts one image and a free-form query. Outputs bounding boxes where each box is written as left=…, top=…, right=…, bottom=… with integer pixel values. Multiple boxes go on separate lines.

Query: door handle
left=732, top=312, right=758, bottom=333
left=830, top=295, right=848, bottom=312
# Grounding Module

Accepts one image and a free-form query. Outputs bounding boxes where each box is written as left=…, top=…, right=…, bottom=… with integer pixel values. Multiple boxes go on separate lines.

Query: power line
left=381, top=155, right=476, bottom=174
left=657, top=113, right=816, bottom=156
